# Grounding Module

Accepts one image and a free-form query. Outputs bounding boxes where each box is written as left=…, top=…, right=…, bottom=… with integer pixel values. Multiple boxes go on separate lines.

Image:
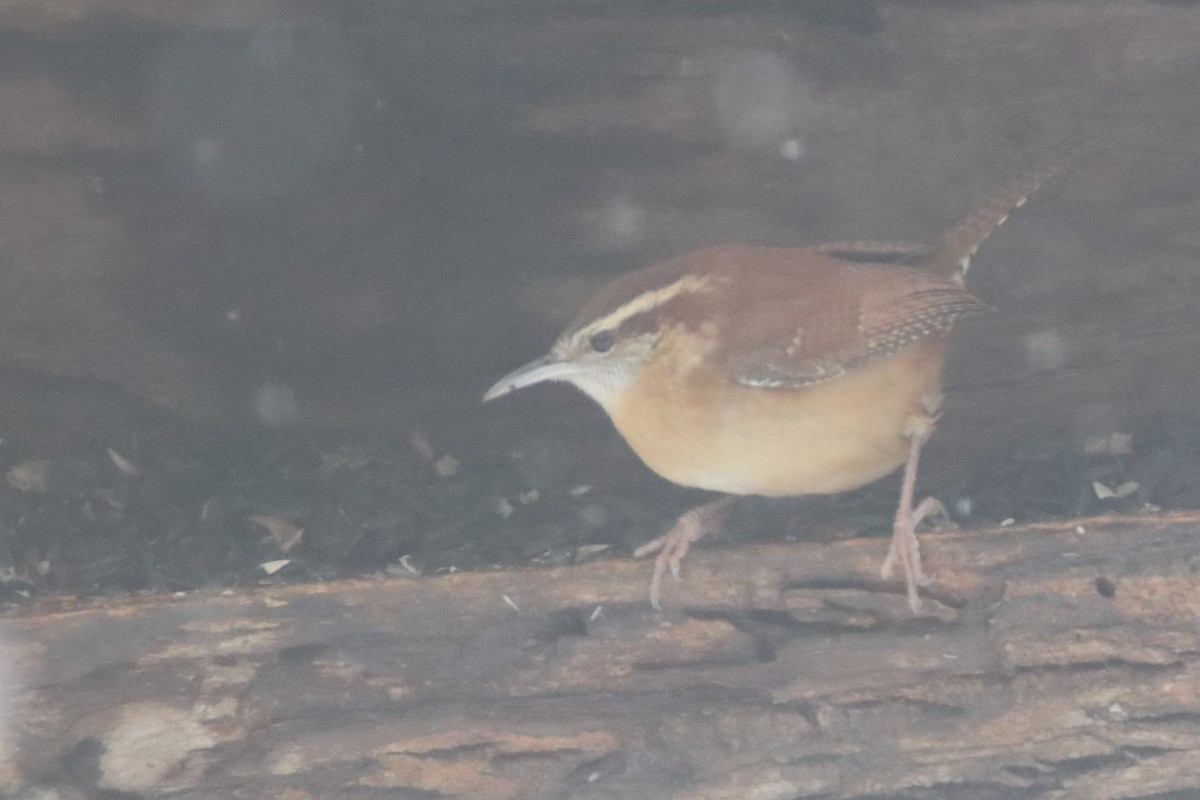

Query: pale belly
left=609, top=339, right=945, bottom=497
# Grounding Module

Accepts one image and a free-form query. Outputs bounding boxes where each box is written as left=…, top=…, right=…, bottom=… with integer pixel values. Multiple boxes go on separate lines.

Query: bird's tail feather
left=925, top=137, right=1084, bottom=284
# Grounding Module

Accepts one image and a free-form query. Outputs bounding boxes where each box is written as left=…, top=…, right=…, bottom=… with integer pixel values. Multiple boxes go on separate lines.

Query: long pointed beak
left=483, top=354, right=580, bottom=402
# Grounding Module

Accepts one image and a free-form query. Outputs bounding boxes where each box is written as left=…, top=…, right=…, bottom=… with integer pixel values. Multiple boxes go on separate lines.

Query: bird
left=484, top=156, right=1066, bottom=613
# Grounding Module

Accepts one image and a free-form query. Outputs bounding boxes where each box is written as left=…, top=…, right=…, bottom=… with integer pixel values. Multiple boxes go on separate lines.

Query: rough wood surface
left=4, top=510, right=1200, bottom=799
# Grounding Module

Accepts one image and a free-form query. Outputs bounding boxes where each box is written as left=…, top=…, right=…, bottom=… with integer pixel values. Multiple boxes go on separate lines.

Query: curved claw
left=633, top=498, right=732, bottom=609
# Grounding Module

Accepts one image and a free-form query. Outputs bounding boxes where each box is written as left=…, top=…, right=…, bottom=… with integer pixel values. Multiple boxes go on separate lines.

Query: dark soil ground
left=1, top=362, right=1195, bottom=606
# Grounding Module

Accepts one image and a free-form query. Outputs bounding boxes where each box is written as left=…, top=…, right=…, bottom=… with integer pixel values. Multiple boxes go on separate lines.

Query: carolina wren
left=485, top=161, right=1063, bottom=613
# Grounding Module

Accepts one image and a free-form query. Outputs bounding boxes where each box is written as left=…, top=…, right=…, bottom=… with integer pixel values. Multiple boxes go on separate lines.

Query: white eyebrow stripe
left=579, top=274, right=714, bottom=336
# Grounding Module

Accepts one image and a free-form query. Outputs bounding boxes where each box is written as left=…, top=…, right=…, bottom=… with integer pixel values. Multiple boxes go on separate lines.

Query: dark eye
left=589, top=330, right=615, bottom=353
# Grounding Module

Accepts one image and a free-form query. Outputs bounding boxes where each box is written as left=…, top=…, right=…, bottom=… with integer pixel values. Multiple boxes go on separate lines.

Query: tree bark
left=5, top=511, right=1200, bottom=799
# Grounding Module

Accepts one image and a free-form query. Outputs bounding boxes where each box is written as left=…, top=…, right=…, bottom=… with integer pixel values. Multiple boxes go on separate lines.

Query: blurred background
left=0, top=0, right=1196, bottom=595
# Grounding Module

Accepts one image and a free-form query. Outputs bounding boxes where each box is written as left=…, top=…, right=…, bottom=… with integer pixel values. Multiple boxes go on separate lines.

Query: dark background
left=0, top=0, right=1197, bottom=596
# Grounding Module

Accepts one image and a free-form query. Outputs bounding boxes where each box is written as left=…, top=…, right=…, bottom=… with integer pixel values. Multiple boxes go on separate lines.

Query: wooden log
left=4, top=510, right=1200, bottom=798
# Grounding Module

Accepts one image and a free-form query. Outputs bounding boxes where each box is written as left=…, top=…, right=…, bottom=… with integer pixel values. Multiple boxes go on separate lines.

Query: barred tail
left=925, top=144, right=1079, bottom=284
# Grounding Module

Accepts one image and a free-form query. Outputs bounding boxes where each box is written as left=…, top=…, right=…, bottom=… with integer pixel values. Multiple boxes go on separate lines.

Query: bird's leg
left=634, top=496, right=734, bottom=610
left=880, top=428, right=945, bottom=614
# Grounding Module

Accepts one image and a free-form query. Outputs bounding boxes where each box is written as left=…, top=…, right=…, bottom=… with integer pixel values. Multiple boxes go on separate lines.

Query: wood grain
left=4, top=511, right=1200, bottom=798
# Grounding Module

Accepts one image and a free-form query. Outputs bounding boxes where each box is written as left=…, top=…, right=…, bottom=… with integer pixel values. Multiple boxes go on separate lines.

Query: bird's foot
left=881, top=495, right=946, bottom=614
left=634, top=497, right=732, bottom=610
